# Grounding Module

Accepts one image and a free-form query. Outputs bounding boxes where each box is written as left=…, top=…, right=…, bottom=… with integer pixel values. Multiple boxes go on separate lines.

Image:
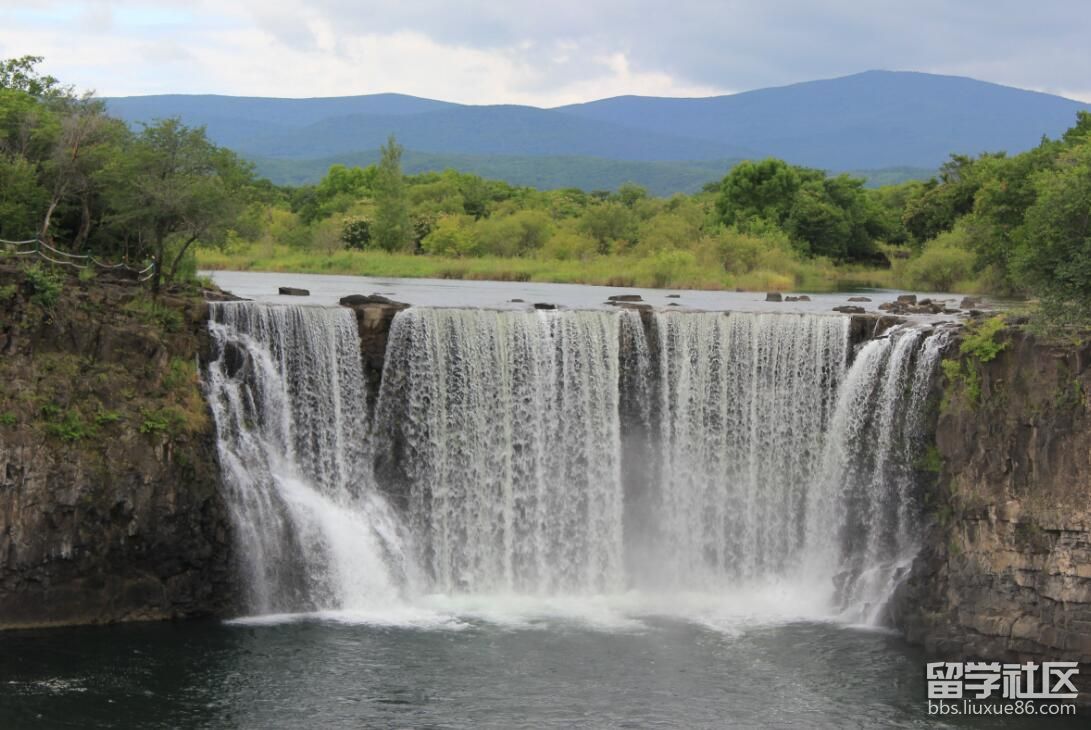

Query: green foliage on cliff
left=941, top=315, right=1010, bottom=410
left=24, top=264, right=62, bottom=309
left=959, top=315, right=1008, bottom=363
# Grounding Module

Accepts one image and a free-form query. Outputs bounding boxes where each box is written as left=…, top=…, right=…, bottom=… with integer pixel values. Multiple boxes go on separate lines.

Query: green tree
left=373, top=135, right=411, bottom=251
left=1015, top=140, right=1091, bottom=320
left=785, top=183, right=851, bottom=258
left=341, top=215, right=371, bottom=250
left=578, top=202, right=634, bottom=253
left=716, top=159, right=803, bottom=227
left=474, top=209, right=552, bottom=257
left=104, top=118, right=252, bottom=291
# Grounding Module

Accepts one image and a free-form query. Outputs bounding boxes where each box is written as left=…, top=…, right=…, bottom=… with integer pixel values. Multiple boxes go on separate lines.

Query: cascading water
left=645, top=312, right=849, bottom=589
left=206, top=300, right=949, bottom=624
left=205, top=302, right=414, bottom=614
left=372, top=308, right=625, bottom=594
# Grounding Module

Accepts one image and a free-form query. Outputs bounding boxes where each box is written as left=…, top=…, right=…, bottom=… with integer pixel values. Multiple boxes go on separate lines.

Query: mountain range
left=105, top=70, right=1090, bottom=194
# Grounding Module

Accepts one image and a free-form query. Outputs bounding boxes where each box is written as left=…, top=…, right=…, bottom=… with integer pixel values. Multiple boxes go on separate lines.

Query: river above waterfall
left=205, top=270, right=969, bottom=318
left=1, top=610, right=1079, bottom=729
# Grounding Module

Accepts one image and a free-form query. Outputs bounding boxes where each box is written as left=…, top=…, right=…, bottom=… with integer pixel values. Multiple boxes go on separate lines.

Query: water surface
left=1, top=608, right=1069, bottom=729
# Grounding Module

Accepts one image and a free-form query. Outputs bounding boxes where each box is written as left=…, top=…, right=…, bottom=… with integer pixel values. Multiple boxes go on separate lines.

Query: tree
left=474, top=209, right=552, bottom=257
left=0, top=56, right=65, bottom=97
left=1015, top=140, right=1091, bottom=321
left=578, top=202, right=634, bottom=253
left=38, top=98, right=125, bottom=247
left=373, top=135, right=411, bottom=251
left=716, top=159, right=803, bottom=227
left=341, top=215, right=371, bottom=250
left=785, top=183, right=850, bottom=258
left=105, top=118, right=252, bottom=292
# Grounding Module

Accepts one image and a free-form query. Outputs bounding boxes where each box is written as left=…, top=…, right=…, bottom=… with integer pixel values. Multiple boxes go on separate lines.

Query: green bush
left=25, top=264, right=64, bottom=309
left=959, top=315, right=1008, bottom=363
left=902, top=225, right=978, bottom=292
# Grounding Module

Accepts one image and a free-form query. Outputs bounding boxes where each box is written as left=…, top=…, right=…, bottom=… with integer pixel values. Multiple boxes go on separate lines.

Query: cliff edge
left=893, top=321, right=1091, bottom=697
left=0, top=263, right=234, bottom=628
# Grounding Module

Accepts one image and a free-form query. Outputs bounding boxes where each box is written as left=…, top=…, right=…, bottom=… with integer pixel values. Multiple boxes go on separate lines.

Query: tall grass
left=196, top=243, right=893, bottom=292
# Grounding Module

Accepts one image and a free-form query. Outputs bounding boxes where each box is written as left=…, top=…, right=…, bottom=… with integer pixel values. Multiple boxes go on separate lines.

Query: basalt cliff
left=892, top=324, right=1091, bottom=697
left=0, top=264, right=234, bottom=628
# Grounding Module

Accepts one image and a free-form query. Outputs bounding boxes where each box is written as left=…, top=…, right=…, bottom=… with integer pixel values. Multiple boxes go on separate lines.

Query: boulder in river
left=896, top=294, right=917, bottom=305
left=533, top=302, right=558, bottom=310
left=607, top=294, right=643, bottom=302
left=848, top=296, right=871, bottom=302
left=833, top=305, right=866, bottom=314
left=340, top=294, right=399, bottom=306
left=666, top=294, right=681, bottom=299
left=278, top=287, right=310, bottom=296
left=766, top=292, right=783, bottom=302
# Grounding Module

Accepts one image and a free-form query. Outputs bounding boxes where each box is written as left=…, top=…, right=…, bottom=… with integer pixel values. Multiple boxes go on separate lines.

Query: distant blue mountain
left=104, top=71, right=1090, bottom=190
left=555, top=71, right=1090, bottom=169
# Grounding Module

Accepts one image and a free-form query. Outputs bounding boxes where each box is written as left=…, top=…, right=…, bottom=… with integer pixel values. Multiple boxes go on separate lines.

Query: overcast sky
left=2, top=1, right=1089, bottom=105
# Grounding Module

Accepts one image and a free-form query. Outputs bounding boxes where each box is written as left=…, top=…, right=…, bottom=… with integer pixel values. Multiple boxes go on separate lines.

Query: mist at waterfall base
left=6, top=297, right=1078, bottom=728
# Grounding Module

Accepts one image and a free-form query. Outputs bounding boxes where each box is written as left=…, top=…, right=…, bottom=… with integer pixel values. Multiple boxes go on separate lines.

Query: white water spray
left=205, top=302, right=414, bottom=614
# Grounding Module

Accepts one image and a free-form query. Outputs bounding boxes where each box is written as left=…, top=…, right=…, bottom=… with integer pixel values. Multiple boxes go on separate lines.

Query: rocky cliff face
left=0, top=264, right=234, bottom=628
left=893, top=324, right=1091, bottom=697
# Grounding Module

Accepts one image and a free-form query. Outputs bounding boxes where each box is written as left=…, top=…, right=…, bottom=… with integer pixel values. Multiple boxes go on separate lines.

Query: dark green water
left=0, top=615, right=1079, bottom=729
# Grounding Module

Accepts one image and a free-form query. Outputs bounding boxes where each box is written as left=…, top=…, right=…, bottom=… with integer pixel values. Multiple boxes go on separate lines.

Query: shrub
left=538, top=230, right=597, bottom=261
left=25, top=264, right=63, bottom=309
left=421, top=215, right=480, bottom=257
left=901, top=225, right=978, bottom=292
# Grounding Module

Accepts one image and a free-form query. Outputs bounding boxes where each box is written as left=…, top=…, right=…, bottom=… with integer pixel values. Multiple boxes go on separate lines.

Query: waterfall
left=206, top=300, right=948, bottom=623
left=373, top=308, right=625, bottom=594
left=205, top=302, right=414, bottom=614
left=644, top=312, right=849, bottom=588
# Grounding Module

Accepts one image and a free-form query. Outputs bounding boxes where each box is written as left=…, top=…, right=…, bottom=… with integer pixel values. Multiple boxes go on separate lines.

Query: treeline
left=0, top=56, right=266, bottom=290
left=2, top=56, right=1089, bottom=320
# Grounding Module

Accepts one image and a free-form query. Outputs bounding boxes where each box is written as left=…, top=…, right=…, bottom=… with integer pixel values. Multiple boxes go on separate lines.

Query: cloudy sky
left=2, top=1, right=1089, bottom=105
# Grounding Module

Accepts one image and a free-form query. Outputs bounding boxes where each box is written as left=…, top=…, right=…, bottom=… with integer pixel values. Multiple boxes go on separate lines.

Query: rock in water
left=833, top=305, right=866, bottom=314
left=848, top=296, right=872, bottom=302
left=279, top=287, right=310, bottom=296
left=607, top=294, right=643, bottom=302
left=339, top=293, right=400, bottom=306
left=766, top=292, right=783, bottom=302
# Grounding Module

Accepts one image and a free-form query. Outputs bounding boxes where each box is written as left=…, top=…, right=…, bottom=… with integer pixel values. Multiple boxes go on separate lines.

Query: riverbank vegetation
left=2, top=56, right=1089, bottom=320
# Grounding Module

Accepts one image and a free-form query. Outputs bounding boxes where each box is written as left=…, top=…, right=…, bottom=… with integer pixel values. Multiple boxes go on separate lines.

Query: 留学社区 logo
left=926, top=661, right=1079, bottom=717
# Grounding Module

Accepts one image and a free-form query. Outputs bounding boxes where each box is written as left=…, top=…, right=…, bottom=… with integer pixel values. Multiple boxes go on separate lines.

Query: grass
left=196, top=243, right=894, bottom=292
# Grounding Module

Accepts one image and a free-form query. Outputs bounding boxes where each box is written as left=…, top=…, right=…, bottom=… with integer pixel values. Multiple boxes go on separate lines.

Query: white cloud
left=0, top=0, right=1088, bottom=105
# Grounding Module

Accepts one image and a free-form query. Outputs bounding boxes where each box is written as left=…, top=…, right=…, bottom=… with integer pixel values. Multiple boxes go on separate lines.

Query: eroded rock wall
left=893, top=327, right=1091, bottom=696
left=0, top=265, right=234, bottom=628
